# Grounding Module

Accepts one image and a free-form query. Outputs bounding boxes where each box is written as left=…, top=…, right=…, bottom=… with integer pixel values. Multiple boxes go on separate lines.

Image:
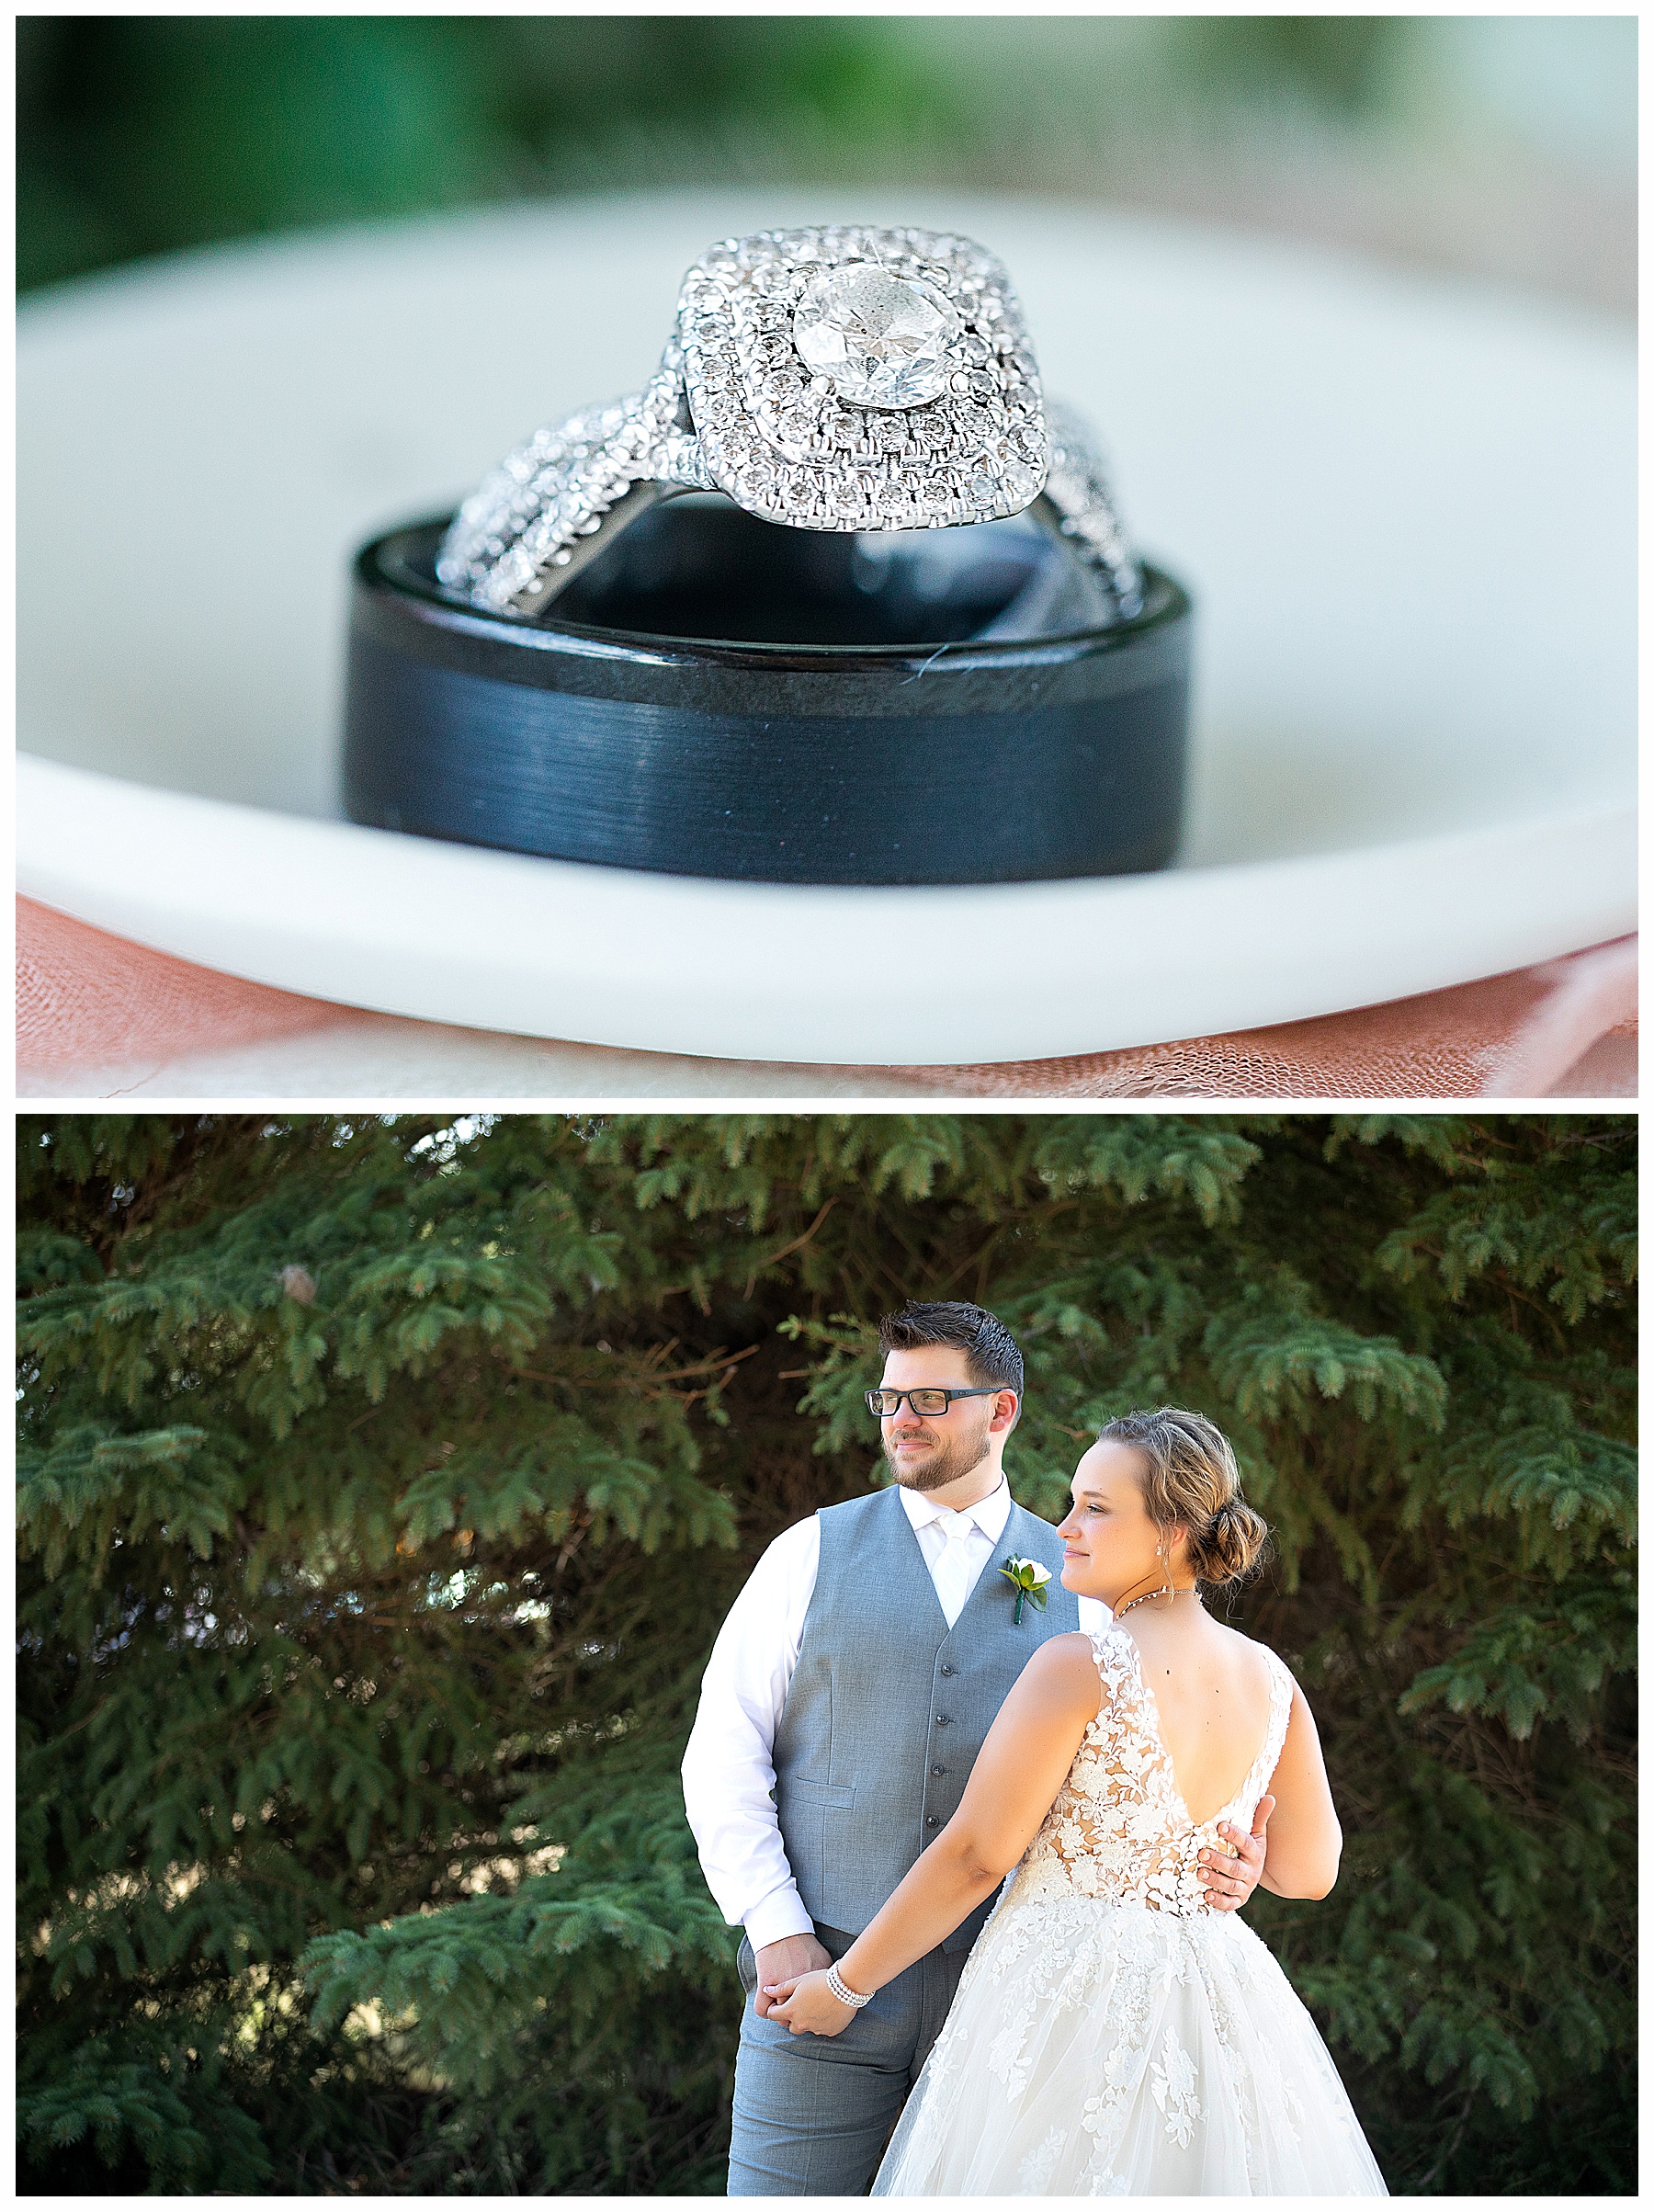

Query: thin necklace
left=1115, top=1583, right=1198, bottom=1619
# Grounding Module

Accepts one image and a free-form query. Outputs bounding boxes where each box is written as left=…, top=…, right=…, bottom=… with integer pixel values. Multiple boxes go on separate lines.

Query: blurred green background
left=17, top=15, right=1637, bottom=308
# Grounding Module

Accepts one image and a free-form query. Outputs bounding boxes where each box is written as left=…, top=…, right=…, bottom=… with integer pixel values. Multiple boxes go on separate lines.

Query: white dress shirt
left=681, top=1478, right=1110, bottom=1949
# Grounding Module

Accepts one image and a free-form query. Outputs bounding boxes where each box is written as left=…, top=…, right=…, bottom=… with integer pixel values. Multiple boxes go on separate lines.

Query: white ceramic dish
left=17, top=190, right=1635, bottom=1066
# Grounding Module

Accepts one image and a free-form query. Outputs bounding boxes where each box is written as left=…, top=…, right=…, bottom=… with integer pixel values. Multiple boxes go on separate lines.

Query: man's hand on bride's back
left=1198, top=1793, right=1274, bottom=1911
left=753, top=1933, right=832, bottom=2017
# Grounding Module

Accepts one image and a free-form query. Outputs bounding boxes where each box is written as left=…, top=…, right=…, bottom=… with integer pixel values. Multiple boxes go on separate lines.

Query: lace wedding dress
left=873, top=1628, right=1388, bottom=2196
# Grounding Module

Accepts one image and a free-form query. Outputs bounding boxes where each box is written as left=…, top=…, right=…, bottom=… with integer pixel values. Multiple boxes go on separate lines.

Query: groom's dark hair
left=877, top=1301, right=1025, bottom=1396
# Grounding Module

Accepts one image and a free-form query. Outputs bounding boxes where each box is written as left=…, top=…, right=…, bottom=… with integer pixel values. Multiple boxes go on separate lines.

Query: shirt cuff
left=744, top=1887, right=816, bottom=1951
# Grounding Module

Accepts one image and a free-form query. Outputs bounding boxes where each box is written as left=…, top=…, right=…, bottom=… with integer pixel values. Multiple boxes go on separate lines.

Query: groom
left=683, top=1300, right=1269, bottom=2195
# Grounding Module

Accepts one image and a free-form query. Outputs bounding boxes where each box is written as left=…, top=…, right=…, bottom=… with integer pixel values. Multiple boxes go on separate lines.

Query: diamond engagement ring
left=436, top=223, right=1144, bottom=624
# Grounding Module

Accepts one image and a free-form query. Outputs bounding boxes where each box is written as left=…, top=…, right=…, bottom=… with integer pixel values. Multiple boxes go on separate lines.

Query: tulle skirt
left=872, top=1879, right=1388, bottom=2196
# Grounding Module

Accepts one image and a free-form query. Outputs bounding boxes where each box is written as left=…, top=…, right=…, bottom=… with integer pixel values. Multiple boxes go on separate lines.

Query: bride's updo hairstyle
left=1099, top=1407, right=1271, bottom=1587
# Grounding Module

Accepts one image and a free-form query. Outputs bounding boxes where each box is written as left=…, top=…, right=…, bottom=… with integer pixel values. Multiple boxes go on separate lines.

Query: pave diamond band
left=436, top=360, right=711, bottom=616
left=436, top=224, right=1143, bottom=624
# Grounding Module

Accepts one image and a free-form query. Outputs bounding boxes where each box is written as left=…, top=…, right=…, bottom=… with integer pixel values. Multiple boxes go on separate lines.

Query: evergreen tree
left=17, top=1114, right=1635, bottom=2194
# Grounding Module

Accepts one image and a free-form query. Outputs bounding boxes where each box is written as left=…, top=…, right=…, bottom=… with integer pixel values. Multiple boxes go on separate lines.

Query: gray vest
left=772, top=1484, right=1078, bottom=1953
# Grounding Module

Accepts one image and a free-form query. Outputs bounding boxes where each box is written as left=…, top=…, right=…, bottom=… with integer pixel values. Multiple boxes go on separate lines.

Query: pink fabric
left=17, top=898, right=356, bottom=1071
left=888, top=937, right=1637, bottom=1098
left=16, top=896, right=1636, bottom=1097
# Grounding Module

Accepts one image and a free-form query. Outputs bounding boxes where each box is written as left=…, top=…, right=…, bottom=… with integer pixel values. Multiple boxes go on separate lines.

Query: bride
left=769, top=1407, right=1388, bottom=2195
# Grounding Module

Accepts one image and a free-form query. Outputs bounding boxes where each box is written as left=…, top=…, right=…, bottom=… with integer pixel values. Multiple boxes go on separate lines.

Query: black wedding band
left=343, top=498, right=1194, bottom=888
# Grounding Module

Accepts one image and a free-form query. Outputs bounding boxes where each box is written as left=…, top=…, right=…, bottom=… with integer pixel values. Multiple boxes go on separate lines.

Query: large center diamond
left=791, top=263, right=962, bottom=408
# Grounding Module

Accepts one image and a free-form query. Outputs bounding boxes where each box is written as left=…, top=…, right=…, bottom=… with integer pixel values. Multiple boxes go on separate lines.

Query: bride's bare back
left=1121, top=1610, right=1276, bottom=1827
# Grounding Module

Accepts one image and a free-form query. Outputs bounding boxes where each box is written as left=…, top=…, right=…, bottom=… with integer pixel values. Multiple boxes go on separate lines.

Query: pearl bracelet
left=826, top=1961, right=873, bottom=2009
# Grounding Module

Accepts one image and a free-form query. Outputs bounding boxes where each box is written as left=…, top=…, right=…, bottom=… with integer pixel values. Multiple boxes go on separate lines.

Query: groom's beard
left=883, top=1418, right=992, bottom=1494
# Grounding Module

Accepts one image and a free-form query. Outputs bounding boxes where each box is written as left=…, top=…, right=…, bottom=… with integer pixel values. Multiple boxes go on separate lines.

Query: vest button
left=926, top=1815, right=940, bottom=1828
left=931, top=1764, right=946, bottom=1776
left=939, top=1663, right=956, bottom=1676
left=935, top=1714, right=951, bottom=1726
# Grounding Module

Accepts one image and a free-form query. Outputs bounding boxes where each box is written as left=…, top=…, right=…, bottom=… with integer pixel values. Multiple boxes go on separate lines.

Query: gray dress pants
left=727, top=1925, right=968, bottom=2196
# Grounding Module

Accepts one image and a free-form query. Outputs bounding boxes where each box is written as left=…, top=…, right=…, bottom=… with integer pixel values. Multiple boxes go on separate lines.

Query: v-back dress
left=872, top=1628, right=1388, bottom=2195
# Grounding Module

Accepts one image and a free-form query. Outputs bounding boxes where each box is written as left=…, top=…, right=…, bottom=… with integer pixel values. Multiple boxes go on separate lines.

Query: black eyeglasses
left=866, top=1386, right=1009, bottom=1418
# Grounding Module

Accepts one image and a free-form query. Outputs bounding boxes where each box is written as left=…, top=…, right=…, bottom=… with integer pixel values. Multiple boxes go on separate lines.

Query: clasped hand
left=765, top=1968, right=858, bottom=2036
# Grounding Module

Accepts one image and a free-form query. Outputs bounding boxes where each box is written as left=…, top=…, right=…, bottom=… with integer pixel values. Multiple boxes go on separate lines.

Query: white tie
left=932, top=1508, right=981, bottom=1629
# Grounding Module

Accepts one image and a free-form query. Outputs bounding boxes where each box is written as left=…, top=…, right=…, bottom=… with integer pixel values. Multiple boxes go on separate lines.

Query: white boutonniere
left=998, top=1555, right=1052, bottom=1625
